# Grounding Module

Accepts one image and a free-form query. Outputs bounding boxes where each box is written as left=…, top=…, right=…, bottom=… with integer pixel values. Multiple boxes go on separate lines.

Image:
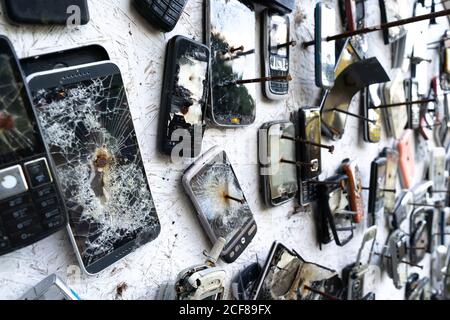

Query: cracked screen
left=0, top=54, right=39, bottom=163
left=190, top=151, right=253, bottom=249
left=209, top=0, right=256, bottom=126
left=30, top=72, right=160, bottom=267
left=256, top=244, right=342, bottom=300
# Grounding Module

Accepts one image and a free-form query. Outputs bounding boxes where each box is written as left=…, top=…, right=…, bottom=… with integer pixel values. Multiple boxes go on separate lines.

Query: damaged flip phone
left=409, top=207, right=430, bottom=265
left=295, top=107, right=322, bottom=206
left=182, top=146, right=257, bottom=263
left=253, top=242, right=344, bottom=300
left=384, top=230, right=409, bottom=289
left=314, top=1, right=336, bottom=89
left=368, top=156, right=387, bottom=226
left=340, top=159, right=364, bottom=223
left=159, top=35, right=210, bottom=158
left=24, top=46, right=161, bottom=275
left=204, top=0, right=257, bottom=127
left=261, top=10, right=291, bottom=100
left=316, top=174, right=355, bottom=247
left=342, top=226, right=378, bottom=300
left=0, top=36, right=68, bottom=257
left=258, top=121, right=298, bottom=207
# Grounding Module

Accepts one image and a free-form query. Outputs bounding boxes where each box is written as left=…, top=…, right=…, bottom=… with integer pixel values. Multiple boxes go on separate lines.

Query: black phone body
left=204, top=0, right=257, bottom=127
left=27, top=61, right=161, bottom=275
left=133, top=0, right=188, bottom=32
left=0, top=36, right=68, bottom=256
left=251, top=0, right=295, bottom=14
left=159, top=36, right=209, bottom=158
left=368, top=157, right=387, bottom=226
left=259, top=121, right=298, bottom=207
left=296, top=107, right=321, bottom=206
left=261, top=10, right=290, bottom=100
left=3, top=0, right=89, bottom=25
left=253, top=242, right=343, bottom=300
left=404, top=79, right=421, bottom=130
left=182, top=146, right=257, bottom=263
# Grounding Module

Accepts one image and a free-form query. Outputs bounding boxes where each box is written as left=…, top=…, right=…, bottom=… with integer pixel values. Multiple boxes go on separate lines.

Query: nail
left=409, top=203, right=444, bottom=209
left=332, top=108, right=377, bottom=124
left=233, top=74, right=293, bottom=85
left=280, top=159, right=317, bottom=168
left=225, top=195, right=245, bottom=204
left=373, top=253, right=424, bottom=270
left=370, top=99, right=436, bottom=110
left=274, top=40, right=297, bottom=50
left=303, top=285, right=341, bottom=300
left=281, top=135, right=335, bottom=153
left=230, top=45, right=244, bottom=53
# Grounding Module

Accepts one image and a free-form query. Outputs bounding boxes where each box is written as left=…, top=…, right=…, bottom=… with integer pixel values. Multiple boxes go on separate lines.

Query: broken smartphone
left=182, top=146, right=257, bottom=263
left=397, top=129, right=415, bottom=189
left=409, top=207, right=429, bottom=264
left=253, top=242, right=343, bottom=300
left=381, top=69, right=408, bottom=139
left=404, top=79, right=420, bottom=130
left=27, top=61, right=161, bottom=275
left=0, top=36, right=68, bottom=257
left=259, top=121, right=298, bottom=207
left=320, top=39, right=389, bottom=140
left=380, top=147, right=399, bottom=216
left=340, top=159, right=364, bottom=223
left=296, top=107, right=322, bottom=206
left=159, top=35, right=209, bottom=158
left=3, top=0, right=90, bottom=25
left=314, top=1, right=336, bottom=89
left=362, top=85, right=382, bottom=143
left=261, top=10, right=290, bottom=100
left=367, top=156, right=387, bottom=226
left=205, top=0, right=256, bottom=127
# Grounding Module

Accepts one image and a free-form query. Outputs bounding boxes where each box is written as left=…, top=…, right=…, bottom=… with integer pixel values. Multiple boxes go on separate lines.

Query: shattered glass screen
left=165, top=40, right=208, bottom=153
left=269, top=14, right=288, bottom=64
left=268, top=123, right=297, bottom=201
left=190, top=152, right=253, bottom=249
left=209, top=0, right=256, bottom=126
left=256, top=244, right=342, bottom=300
left=0, top=54, right=39, bottom=163
left=32, top=73, right=159, bottom=267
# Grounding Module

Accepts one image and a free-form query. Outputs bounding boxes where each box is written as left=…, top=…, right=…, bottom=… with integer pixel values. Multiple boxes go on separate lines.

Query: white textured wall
left=0, top=0, right=447, bottom=300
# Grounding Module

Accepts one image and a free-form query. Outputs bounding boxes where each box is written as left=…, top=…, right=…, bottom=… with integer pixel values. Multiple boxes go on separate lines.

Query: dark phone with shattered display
left=0, top=36, right=68, bottom=257
left=27, top=61, right=161, bottom=275
left=3, top=0, right=90, bottom=25
left=259, top=121, right=298, bottom=207
left=182, top=146, right=257, bottom=263
left=253, top=242, right=343, bottom=300
left=159, top=36, right=209, bottom=158
left=204, top=0, right=257, bottom=127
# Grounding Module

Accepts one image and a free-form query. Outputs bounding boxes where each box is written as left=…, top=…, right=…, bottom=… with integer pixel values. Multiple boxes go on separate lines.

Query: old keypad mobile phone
left=368, top=157, right=387, bottom=226
left=262, top=10, right=291, bottom=100
left=381, top=148, right=399, bottom=216
left=0, top=36, right=67, bottom=256
left=429, top=147, right=446, bottom=202
left=133, top=0, right=188, bottom=32
left=159, top=35, right=209, bottom=158
left=340, top=159, right=364, bottom=223
left=362, top=85, right=382, bottom=143
left=205, top=0, right=257, bottom=127
left=27, top=61, right=161, bottom=275
left=296, top=107, right=322, bottom=206
left=182, top=146, right=257, bottom=263
left=259, top=121, right=298, bottom=206
left=315, top=2, right=336, bottom=89
left=397, top=129, right=415, bottom=189
left=253, top=242, right=343, bottom=300
left=385, top=230, right=409, bottom=289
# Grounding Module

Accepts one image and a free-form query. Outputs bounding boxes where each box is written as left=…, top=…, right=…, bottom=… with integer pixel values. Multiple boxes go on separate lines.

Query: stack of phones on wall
left=21, top=45, right=161, bottom=275
left=295, top=107, right=322, bottom=206
left=0, top=36, right=68, bottom=257
left=3, top=0, right=90, bottom=25
left=261, top=10, right=291, bottom=100
left=183, top=146, right=257, bottom=263
left=159, top=36, right=210, bottom=158
left=259, top=121, right=298, bottom=207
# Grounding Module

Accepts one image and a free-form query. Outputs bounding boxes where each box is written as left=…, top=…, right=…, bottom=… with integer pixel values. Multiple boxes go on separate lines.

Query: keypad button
left=0, top=194, right=32, bottom=211
left=0, top=166, right=28, bottom=201
left=42, top=208, right=60, bottom=220
left=42, top=215, right=65, bottom=230
left=0, top=237, right=10, bottom=250
left=24, top=158, right=52, bottom=188
left=33, top=185, right=56, bottom=199
left=36, top=197, right=58, bottom=211
left=6, top=217, right=38, bottom=233
left=2, top=206, right=34, bottom=222
left=9, top=227, right=42, bottom=246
